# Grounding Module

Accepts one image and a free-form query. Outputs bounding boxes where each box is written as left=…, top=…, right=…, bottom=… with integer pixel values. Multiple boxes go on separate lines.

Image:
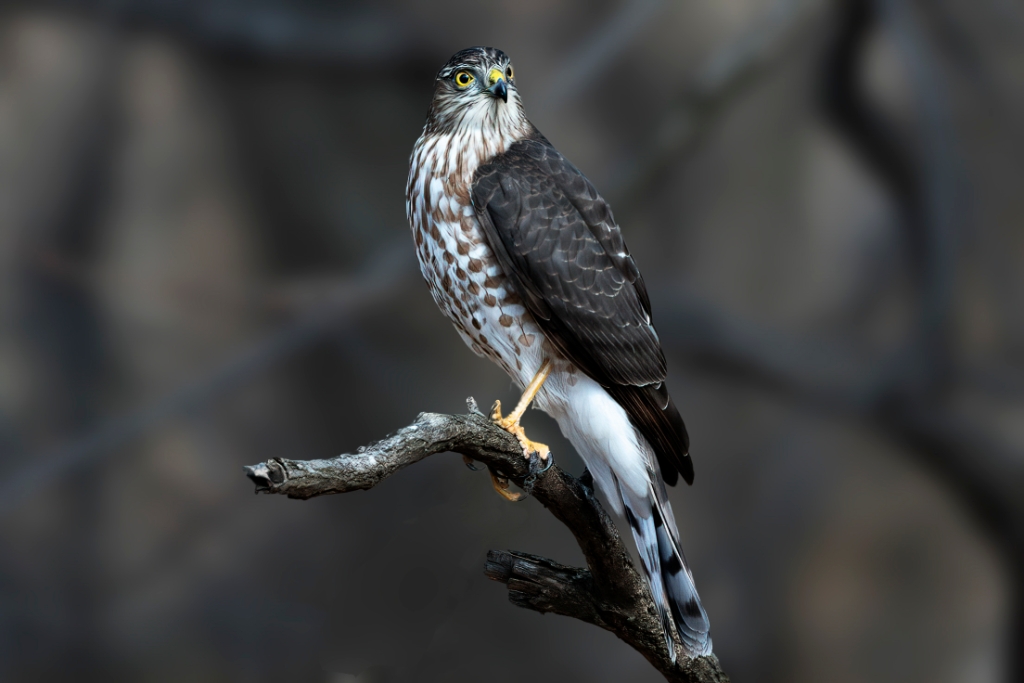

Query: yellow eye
left=506, top=65, right=514, bottom=80
left=454, top=70, right=475, bottom=88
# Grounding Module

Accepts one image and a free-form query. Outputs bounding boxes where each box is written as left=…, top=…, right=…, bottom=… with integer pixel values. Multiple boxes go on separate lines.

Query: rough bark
left=243, top=399, right=729, bottom=683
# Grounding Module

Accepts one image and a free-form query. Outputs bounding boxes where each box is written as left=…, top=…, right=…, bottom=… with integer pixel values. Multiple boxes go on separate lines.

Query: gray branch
left=243, top=400, right=729, bottom=683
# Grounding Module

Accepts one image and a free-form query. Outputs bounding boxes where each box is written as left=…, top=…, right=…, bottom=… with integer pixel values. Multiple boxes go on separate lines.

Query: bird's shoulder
left=471, top=134, right=650, bottom=312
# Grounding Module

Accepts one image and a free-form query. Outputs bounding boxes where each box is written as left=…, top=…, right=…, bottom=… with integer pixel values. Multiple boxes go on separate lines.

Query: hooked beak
left=487, top=68, right=508, bottom=103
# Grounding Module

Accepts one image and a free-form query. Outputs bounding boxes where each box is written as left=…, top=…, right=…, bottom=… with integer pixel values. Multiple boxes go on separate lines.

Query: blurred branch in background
left=535, top=0, right=667, bottom=113
left=610, top=0, right=822, bottom=210
left=0, top=243, right=414, bottom=514
left=45, top=0, right=431, bottom=65
left=646, top=1, right=1023, bottom=681
left=242, top=404, right=731, bottom=683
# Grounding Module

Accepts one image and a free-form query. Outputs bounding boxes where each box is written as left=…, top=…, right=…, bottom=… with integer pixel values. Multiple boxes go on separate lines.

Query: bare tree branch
left=243, top=401, right=730, bottom=683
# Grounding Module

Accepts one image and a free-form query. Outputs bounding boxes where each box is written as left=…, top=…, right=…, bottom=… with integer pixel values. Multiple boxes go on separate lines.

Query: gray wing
left=471, top=136, right=693, bottom=486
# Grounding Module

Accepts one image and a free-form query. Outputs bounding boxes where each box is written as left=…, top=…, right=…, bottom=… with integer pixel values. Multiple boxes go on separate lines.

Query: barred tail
left=620, top=478, right=712, bottom=660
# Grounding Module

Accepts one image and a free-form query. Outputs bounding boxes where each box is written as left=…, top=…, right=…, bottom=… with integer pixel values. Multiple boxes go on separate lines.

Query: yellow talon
left=492, top=405, right=550, bottom=461
left=481, top=359, right=552, bottom=501
left=489, top=469, right=525, bottom=502
left=490, top=359, right=552, bottom=461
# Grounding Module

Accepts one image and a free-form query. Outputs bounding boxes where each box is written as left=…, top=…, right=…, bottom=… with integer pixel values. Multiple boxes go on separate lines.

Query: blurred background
left=0, top=0, right=1022, bottom=681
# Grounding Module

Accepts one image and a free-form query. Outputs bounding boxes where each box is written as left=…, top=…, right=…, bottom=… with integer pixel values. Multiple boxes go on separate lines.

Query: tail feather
left=652, top=494, right=712, bottom=655
left=550, top=376, right=710, bottom=658
left=621, top=480, right=712, bottom=660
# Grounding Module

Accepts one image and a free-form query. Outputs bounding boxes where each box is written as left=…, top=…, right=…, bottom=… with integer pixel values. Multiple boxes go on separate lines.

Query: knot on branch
left=244, top=459, right=286, bottom=491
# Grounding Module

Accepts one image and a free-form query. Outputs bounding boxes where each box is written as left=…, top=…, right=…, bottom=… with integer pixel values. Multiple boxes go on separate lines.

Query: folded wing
left=471, top=136, right=693, bottom=486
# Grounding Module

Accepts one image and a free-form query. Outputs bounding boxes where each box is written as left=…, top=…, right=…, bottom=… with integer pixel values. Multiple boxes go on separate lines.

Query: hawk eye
left=454, top=70, right=475, bottom=88
left=506, top=65, right=514, bottom=80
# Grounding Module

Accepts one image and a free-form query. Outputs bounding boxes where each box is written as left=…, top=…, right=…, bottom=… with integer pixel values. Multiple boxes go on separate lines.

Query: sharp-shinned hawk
left=406, top=46, right=711, bottom=658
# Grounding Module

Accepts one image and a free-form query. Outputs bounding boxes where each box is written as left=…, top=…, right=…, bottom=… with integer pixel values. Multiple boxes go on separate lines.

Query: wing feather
left=472, top=136, right=693, bottom=485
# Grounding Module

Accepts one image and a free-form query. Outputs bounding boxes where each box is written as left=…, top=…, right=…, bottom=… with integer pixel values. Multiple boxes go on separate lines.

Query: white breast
left=406, top=130, right=548, bottom=389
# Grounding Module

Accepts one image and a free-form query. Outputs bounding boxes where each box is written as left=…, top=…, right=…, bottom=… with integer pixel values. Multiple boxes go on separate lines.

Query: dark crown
left=437, top=47, right=509, bottom=78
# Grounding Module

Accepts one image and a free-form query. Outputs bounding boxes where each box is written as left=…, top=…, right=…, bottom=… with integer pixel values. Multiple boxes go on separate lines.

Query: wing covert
left=472, top=138, right=663, bottom=386
left=472, top=137, right=693, bottom=485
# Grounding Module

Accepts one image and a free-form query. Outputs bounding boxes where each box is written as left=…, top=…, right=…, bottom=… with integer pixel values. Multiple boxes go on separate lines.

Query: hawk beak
left=489, top=79, right=508, bottom=103
left=488, top=69, right=508, bottom=103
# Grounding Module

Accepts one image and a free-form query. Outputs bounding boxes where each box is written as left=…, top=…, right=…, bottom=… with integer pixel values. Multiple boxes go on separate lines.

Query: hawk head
left=425, top=47, right=529, bottom=137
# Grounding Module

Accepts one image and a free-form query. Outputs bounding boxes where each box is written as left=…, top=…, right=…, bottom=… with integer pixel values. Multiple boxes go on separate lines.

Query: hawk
left=406, top=46, right=711, bottom=658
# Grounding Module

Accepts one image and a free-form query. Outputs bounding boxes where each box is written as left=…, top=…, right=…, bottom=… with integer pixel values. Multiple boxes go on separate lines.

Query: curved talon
left=462, top=454, right=480, bottom=471
left=536, top=452, right=554, bottom=474
left=522, top=449, right=554, bottom=497
left=488, top=468, right=525, bottom=502
left=491, top=400, right=550, bottom=461
left=490, top=399, right=504, bottom=423
left=510, top=423, right=549, bottom=461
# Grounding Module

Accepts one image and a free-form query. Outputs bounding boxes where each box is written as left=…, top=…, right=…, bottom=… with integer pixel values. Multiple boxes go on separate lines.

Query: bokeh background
left=1, top=0, right=1022, bottom=681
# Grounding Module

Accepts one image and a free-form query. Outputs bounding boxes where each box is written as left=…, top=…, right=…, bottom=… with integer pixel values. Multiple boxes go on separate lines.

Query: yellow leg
left=491, top=359, right=551, bottom=461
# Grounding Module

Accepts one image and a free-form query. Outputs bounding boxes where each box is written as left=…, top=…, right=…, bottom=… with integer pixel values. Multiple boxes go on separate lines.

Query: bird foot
left=488, top=468, right=525, bottom=502
left=491, top=400, right=550, bottom=461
